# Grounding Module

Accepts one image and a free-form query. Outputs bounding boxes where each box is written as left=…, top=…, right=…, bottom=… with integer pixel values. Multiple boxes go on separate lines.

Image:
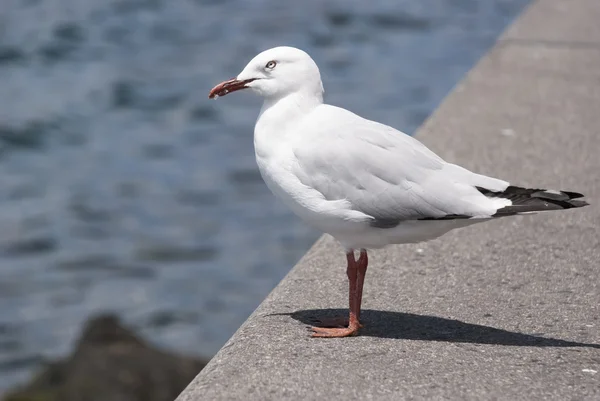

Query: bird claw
left=311, top=325, right=360, bottom=338
left=309, top=315, right=362, bottom=338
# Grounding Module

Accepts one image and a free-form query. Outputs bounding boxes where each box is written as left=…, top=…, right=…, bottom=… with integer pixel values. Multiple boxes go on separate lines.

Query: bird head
left=209, top=46, right=324, bottom=101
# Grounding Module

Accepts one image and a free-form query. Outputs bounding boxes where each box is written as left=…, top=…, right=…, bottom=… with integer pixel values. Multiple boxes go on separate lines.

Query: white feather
left=229, top=46, right=515, bottom=249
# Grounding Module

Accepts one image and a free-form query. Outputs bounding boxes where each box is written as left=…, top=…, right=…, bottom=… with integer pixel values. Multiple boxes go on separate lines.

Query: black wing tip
left=560, top=190, right=585, bottom=200
left=477, top=185, right=590, bottom=216
left=567, top=199, right=589, bottom=208
left=477, top=185, right=586, bottom=200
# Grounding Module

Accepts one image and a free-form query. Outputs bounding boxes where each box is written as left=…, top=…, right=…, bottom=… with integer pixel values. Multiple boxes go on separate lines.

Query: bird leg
left=356, top=249, right=368, bottom=320
left=311, top=250, right=368, bottom=338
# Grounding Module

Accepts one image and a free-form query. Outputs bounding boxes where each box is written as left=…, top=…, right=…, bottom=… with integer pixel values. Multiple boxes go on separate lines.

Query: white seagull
left=209, top=46, right=588, bottom=338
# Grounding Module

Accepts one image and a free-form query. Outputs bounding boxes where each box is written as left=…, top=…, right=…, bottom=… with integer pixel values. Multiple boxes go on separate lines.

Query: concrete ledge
left=177, top=1, right=600, bottom=399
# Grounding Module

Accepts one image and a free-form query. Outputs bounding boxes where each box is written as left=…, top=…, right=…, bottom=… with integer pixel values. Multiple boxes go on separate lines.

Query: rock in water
left=4, top=314, right=208, bottom=401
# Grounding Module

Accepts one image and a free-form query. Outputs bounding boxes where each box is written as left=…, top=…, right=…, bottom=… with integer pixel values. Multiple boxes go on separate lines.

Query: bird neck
left=256, top=90, right=323, bottom=136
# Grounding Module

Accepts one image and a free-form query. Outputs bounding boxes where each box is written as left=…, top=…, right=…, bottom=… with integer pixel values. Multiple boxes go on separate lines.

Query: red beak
left=208, top=78, right=256, bottom=99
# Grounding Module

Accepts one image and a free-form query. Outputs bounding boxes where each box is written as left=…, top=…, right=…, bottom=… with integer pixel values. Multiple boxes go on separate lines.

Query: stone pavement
left=177, top=0, right=600, bottom=399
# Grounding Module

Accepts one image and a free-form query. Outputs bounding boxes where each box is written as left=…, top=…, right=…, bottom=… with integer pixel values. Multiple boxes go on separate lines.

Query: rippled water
left=0, top=0, right=530, bottom=391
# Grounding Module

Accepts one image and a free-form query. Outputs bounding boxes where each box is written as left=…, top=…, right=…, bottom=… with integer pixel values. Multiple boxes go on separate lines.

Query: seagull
left=209, top=46, right=589, bottom=338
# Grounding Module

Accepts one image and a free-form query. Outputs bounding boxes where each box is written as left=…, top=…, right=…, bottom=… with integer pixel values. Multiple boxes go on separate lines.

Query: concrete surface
left=177, top=0, right=600, bottom=399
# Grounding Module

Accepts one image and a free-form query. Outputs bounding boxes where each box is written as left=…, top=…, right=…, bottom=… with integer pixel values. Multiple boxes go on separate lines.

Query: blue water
left=0, top=0, right=530, bottom=391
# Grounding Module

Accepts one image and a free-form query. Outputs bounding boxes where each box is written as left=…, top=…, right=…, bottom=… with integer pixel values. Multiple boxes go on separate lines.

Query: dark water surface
left=0, top=0, right=529, bottom=391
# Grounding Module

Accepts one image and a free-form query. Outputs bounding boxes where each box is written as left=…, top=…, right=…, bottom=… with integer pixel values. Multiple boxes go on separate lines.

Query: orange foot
left=311, top=325, right=360, bottom=338
left=310, top=316, right=363, bottom=338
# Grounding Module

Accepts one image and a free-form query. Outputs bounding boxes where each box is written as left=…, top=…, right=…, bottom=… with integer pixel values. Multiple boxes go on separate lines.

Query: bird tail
left=476, top=185, right=589, bottom=217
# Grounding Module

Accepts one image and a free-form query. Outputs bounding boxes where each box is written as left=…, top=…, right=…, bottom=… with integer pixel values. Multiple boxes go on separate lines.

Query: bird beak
left=208, top=78, right=256, bottom=99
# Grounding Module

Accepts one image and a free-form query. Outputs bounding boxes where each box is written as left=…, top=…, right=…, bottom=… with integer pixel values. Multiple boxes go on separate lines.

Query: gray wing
left=292, top=106, right=509, bottom=225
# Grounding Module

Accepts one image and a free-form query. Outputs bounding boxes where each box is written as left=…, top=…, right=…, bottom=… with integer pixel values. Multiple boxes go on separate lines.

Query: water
left=0, top=0, right=530, bottom=391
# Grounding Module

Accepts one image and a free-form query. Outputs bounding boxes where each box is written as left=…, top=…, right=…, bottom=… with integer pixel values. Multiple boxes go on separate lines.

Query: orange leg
left=312, top=250, right=368, bottom=338
left=356, top=249, right=368, bottom=320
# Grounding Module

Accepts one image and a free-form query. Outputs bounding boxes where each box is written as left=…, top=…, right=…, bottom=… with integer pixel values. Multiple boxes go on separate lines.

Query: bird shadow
left=280, top=309, right=600, bottom=348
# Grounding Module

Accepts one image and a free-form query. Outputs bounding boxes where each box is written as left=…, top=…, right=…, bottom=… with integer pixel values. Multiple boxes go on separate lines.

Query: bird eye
left=265, top=60, right=277, bottom=69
